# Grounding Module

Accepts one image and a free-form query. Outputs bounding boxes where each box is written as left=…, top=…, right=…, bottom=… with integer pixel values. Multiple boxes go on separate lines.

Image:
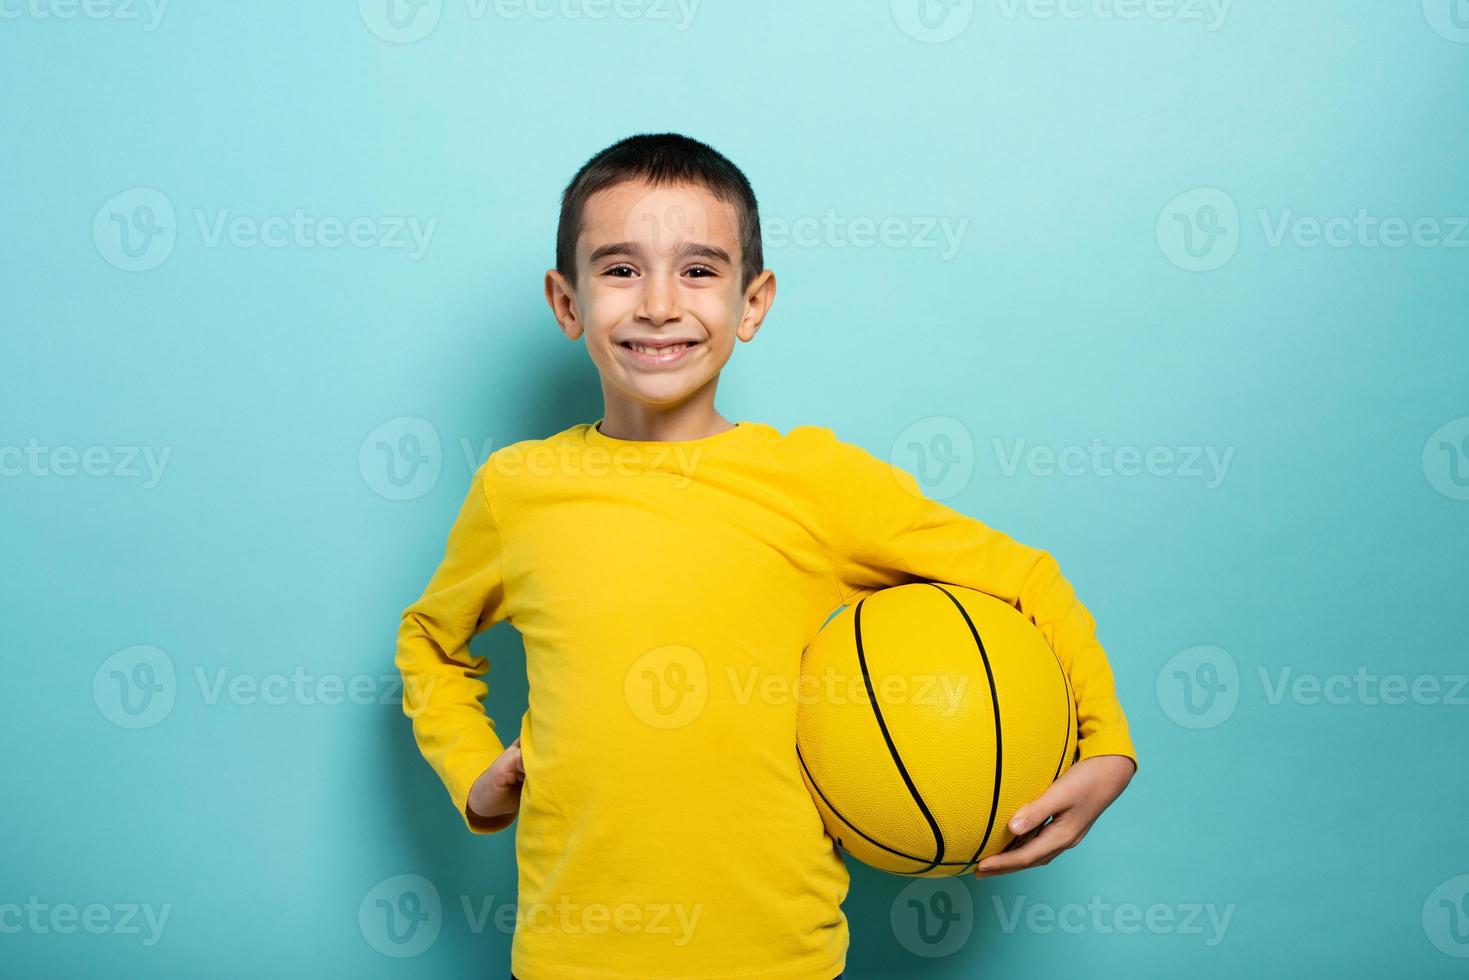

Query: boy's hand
left=973, top=754, right=1135, bottom=877
left=466, top=736, right=526, bottom=829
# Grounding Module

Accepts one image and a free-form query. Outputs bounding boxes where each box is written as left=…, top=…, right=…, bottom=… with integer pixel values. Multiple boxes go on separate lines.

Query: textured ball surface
left=797, top=582, right=1077, bottom=877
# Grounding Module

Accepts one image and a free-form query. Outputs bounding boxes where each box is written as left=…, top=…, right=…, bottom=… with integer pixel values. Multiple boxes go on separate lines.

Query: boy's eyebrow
left=587, top=241, right=733, bottom=265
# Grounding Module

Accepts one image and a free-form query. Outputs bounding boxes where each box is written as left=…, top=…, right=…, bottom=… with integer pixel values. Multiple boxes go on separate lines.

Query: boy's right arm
left=395, top=461, right=516, bottom=834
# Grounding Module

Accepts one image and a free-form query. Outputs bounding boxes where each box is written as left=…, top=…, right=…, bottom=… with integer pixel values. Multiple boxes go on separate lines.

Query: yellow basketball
left=796, top=582, right=1077, bottom=877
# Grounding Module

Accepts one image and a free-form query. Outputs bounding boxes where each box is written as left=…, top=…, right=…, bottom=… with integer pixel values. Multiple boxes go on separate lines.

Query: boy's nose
left=636, top=272, right=680, bottom=324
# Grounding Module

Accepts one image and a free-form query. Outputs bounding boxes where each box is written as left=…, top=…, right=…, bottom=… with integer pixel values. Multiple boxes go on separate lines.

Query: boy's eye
left=602, top=264, right=716, bottom=279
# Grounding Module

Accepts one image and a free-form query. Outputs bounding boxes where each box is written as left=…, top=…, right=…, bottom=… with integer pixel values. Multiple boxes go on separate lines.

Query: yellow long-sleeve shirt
left=395, top=419, right=1137, bottom=980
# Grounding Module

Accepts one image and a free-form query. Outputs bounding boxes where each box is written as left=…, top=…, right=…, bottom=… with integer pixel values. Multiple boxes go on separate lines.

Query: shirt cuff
left=1076, top=729, right=1138, bottom=773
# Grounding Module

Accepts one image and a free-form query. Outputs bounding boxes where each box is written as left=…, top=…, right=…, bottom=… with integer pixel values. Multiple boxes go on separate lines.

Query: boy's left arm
left=817, top=430, right=1137, bottom=877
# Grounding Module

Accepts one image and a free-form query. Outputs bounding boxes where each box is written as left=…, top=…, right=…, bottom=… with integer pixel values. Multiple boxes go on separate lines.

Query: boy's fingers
left=1006, top=777, right=1074, bottom=836
left=1001, top=821, right=1044, bottom=853
left=974, top=818, right=1077, bottom=876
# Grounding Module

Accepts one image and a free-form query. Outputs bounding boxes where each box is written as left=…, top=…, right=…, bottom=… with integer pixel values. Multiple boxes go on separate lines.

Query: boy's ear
left=736, top=268, right=777, bottom=342
left=544, top=268, right=584, bottom=340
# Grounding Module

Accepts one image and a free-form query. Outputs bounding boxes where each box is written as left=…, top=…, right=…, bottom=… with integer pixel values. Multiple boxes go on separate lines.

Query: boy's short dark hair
left=556, top=132, right=764, bottom=291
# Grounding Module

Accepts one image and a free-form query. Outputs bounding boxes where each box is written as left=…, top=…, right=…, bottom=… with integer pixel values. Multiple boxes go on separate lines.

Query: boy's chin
left=622, top=381, right=702, bottom=405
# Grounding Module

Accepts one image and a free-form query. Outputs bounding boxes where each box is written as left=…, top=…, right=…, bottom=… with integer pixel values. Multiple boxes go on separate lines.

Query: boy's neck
left=596, top=399, right=736, bottom=443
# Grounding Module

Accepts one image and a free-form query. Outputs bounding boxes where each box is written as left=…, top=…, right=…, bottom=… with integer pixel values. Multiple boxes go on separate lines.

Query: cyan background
left=2, top=1, right=1467, bottom=976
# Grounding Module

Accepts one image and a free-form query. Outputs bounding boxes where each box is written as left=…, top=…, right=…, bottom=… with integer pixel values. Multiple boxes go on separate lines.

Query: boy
left=395, top=133, right=1137, bottom=979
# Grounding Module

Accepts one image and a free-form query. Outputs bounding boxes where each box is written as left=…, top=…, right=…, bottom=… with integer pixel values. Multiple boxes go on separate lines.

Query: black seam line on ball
left=854, top=594, right=945, bottom=875
left=1047, top=638, right=1075, bottom=782
left=796, top=741, right=976, bottom=869
left=926, top=583, right=1003, bottom=869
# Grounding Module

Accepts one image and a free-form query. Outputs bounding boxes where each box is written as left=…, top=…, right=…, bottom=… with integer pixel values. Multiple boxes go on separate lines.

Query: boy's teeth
left=632, top=342, right=690, bottom=355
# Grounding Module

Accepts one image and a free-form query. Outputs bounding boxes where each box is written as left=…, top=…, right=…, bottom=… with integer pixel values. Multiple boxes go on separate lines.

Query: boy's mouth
left=618, top=339, right=702, bottom=365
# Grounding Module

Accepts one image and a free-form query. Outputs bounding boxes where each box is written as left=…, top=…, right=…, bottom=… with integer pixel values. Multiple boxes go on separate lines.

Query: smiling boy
left=394, top=132, right=1137, bottom=979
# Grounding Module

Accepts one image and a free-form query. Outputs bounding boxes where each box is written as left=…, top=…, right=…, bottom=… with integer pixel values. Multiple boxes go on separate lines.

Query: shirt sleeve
left=395, top=461, right=517, bottom=834
left=816, top=430, right=1138, bottom=771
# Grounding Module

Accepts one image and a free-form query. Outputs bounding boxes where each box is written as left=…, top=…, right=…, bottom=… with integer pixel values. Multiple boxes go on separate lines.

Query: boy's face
left=545, top=178, right=775, bottom=413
